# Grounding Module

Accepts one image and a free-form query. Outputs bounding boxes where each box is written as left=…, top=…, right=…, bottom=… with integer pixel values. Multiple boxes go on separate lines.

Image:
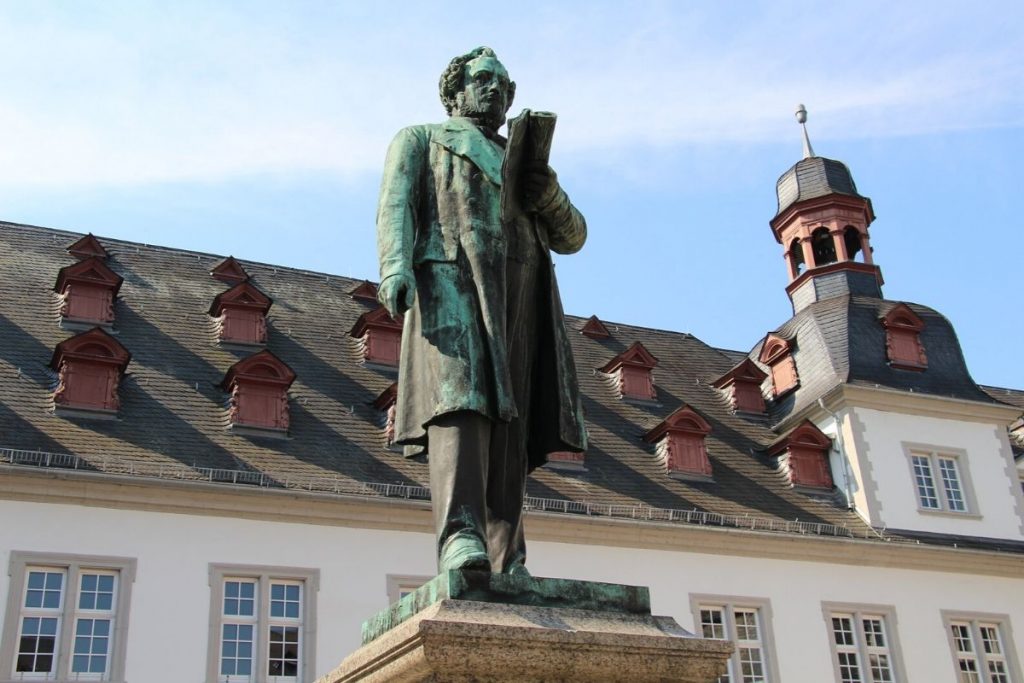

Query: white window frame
left=903, top=444, right=980, bottom=517
left=822, top=602, right=905, bottom=683
left=690, top=594, right=780, bottom=683
left=206, top=564, right=319, bottom=683
left=942, top=611, right=1023, bottom=683
left=0, top=551, right=136, bottom=683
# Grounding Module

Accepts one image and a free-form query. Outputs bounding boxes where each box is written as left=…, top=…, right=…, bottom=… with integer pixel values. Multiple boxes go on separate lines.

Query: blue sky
left=1, top=2, right=1022, bottom=387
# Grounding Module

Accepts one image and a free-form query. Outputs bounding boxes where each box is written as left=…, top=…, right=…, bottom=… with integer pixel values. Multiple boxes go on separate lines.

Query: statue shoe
left=439, top=535, right=490, bottom=573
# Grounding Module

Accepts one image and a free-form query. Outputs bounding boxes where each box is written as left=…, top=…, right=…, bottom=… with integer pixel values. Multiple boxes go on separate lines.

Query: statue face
left=456, top=54, right=512, bottom=129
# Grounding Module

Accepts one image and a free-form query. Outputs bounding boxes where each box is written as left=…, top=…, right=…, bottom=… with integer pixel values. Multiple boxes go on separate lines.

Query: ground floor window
left=943, top=611, right=1022, bottom=683
left=823, top=603, right=904, bottom=683
left=207, top=564, right=319, bottom=683
left=691, top=595, right=778, bottom=683
left=0, top=551, right=136, bottom=682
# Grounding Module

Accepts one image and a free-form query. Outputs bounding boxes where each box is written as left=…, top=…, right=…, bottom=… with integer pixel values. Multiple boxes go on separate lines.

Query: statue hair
left=439, top=46, right=515, bottom=116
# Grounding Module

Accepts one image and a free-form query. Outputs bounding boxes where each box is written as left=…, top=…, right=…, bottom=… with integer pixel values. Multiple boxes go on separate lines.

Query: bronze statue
left=376, top=46, right=586, bottom=576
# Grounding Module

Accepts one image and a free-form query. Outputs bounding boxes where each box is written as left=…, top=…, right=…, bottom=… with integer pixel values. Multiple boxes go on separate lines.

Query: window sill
left=218, top=339, right=267, bottom=351
left=362, top=360, right=399, bottom=374
left=668, top=470, right=714, bottom=484
left=622, top=396, right=662, bottom=408
left=60, top=317, right=116, bottom=333
left=228, top=423, right=291, bottom=440
left=53, top=405, right=119, bottom=420
left=917, top=507, right=982, bottom=520
left=545, top=460, right=588, bottom=473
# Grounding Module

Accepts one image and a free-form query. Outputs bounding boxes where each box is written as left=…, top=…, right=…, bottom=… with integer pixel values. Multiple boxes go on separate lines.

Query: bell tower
left=771, top=105, right=883, bottom=313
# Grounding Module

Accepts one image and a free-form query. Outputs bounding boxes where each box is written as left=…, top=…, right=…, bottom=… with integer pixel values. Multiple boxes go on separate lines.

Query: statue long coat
left=376, top=116, right=587, bottom=471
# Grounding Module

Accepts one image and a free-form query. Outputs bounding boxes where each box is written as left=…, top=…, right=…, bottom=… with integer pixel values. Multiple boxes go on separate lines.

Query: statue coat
left=376, top=116, right=587, bottom=471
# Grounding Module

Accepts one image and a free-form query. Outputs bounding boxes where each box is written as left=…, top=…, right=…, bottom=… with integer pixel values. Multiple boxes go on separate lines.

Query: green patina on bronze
left=361, top=570, right=652, bottom=644
left=375, top=46, right=588, bottom=574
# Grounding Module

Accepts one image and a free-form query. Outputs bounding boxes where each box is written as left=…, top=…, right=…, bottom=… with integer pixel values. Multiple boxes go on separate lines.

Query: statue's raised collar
left=434, top=117, right=504, bottom=186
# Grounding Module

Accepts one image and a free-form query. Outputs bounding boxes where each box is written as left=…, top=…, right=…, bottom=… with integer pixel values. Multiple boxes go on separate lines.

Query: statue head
left=439, top=46, right=516, bottom=131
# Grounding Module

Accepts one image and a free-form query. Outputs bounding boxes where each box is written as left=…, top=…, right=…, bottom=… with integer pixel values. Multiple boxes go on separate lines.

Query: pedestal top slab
left=362, top=570, right=651, bottom=644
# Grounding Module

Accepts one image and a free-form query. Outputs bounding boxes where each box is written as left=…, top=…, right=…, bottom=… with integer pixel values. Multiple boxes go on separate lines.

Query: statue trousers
left=427, top=247, right=541, bottom=573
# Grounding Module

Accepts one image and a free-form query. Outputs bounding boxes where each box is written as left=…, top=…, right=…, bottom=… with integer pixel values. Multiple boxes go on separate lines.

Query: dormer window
left=711, top=359, right=768, bottom=415
left=881, top=304, right=927, bottom=371
left=210, top=256, right=250, bottom=285
left=373, top=383, right=398, bottom=447
left=759, top=334, right=798, bottom=398
left=580, top=315, right=611, bottom=340
left=210, top=282, right=272, bottom=346
left=221, top=351, right=295, bottom=435
left=644, top=405, right=713, bottom=480
left=600, top=342, right=658, bottom=401
left=50, top=328, right=131, bottom=417
left=768, top=421, right=833, bottom=490
left=350, top=280, right=380, bottom=304
left=54, top=258, right=123, bottom=328
left=351, top=308, right=403, bottom=367
left=546, top=451, right=586, bottom=472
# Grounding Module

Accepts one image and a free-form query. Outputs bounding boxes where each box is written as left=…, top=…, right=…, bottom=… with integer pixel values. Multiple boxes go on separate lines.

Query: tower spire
left=795, top=104, right=815, bottom=159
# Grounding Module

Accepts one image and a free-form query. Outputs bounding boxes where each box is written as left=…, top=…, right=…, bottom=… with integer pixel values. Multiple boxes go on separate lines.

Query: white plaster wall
left=1, top=499, right=1023, bottom=683
left=849, top=407, right=1024, bottom=540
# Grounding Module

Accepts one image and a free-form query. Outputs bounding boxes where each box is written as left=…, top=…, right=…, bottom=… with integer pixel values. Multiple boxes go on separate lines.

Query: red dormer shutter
left=881, top=304, right=927, bottom=371
left=644, top=405, right=713, bottom=478
left=210, top=282, right=272, bottom=346
left=54, top=258, right=123, bottom=326
left=758, top=334, right=799, bottom=397
left=711, top=359, right=769, bottom=414
left=222, top=351, right=296, bottom=432
left=50, top=329, right=131, bottom=414
left=600, top=342, right=658, bottom=401
left=769, top=421, right=833, bottom=489
left=351, top=308, right=403, bottom=366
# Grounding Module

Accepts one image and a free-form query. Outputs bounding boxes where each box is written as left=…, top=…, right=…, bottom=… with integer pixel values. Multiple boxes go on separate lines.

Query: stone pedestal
left=317, top=571, right=732, bottom=683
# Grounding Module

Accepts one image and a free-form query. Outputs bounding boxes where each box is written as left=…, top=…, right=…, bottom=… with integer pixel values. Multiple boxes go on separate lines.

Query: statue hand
left=378, top=272, right=416, bottom=317
left=522, top=162, right=560, bottom=213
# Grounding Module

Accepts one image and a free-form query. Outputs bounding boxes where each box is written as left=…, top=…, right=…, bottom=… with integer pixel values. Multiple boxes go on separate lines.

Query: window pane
left=71, top=618, right=112, bottom=674
left=832, top=616, right=856, bottom=646
left=221, top=622, right=254, bottom=676
left=271, top=582, right=302, bottom=619
left=735, top=609, right=760, bottom=641
left=25, top=570, right=64, bottom=609
left=938, top=458, right=966, bottom=511
left=912, top=455, right=940, bottom=509
left=224, top=580, right=256, bottom=617
left=15, top=616, right=59, bottom=673
left=862, top=618, right=886, bottom=648
left=700, top=607, right=727, bottom=640
left=80, top=572, right=116, bottom=611
left=980, top=625, right=1002, bottom=655
left=268, top=625, right=300, bottom=678
left=837, top=652, right=862, bottom=683
left=869, top=653, right=893, bottom=682
left=952, top=623, right=974, bottom=653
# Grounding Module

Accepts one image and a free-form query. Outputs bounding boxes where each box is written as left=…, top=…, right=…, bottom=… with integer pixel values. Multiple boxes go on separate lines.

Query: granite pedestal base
left=317, top=571, right=732, bottom=683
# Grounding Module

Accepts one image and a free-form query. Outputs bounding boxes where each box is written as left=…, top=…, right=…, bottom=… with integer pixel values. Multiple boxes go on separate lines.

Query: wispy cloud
left=0, top=1, right=1019, bottom=187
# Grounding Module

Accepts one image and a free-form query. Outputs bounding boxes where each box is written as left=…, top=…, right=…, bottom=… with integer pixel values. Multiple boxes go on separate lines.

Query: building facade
left=0, top=146, right=1021, bottom=683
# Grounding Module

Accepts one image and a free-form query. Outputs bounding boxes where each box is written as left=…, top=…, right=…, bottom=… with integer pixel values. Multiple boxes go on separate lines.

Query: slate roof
left=981, top=385, right=1024, bottom=455
left=775, top=156, right=867, bottom=217
left=0, top=221, right=876, bottom=537
left=750, top=295, right=1004, bottom=427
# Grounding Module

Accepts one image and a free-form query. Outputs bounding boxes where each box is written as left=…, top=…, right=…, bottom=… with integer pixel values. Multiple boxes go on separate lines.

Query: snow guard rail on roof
left=1, top=446, right=881, bottom=541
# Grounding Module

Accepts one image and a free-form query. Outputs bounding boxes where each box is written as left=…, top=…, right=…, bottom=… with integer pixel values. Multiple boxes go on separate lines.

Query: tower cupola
left=770, top=105, right=883, bottom=313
